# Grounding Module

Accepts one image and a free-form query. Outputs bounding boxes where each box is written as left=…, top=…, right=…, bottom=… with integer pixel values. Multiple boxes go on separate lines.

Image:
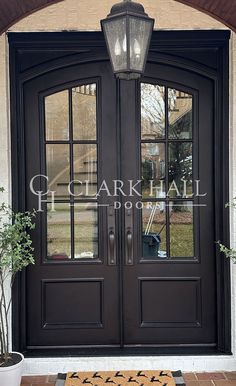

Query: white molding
left=23, top=356, right=236, bottom=374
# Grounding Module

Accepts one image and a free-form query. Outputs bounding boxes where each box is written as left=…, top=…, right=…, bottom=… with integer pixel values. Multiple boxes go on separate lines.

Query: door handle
left=125, top=208, right=134, bottom=265
left=107, top=205, right=116, bottom=266
left=108, top=230, right=116, bottom=265
left=126, top=230, right=133, bottom=265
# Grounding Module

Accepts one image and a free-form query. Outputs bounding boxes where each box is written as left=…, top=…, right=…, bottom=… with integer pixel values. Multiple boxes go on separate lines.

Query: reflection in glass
left=141, top=83, right=165, bottom=140
left=103, top=17, right=127, bottom=72
left=169, top=201, right=194, bottom=257
left=168, top=89, right=192, bottom=139
left=129, top=17, right=153, bottom=71
left=74, top=203, right=98, bottom=259
left=141, top=143, right=165, bottom=198
left=73, top=144, right=97, bottom=198
left=46, top=144, right=70, bottom=199
left=168, top=143, right=192, bottom=197
left=142, top=202, right=166, bottom=259
left=47, top=203, right=71, bottom=260
left=45, top=90, right=69, bottom=141
left=72, top=84, right=97, bottom=140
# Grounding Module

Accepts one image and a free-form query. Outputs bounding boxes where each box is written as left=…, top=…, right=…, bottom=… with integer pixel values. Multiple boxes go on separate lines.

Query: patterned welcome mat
left=56, top=370, right=185, bottom=386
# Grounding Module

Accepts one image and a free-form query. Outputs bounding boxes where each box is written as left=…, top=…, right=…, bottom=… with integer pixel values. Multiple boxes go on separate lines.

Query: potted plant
left=0, top=188, right=35, bottom=386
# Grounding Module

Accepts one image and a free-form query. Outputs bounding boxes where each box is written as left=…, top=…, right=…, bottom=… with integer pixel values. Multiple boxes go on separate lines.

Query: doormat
left=56, top=370, right=185, bottom=386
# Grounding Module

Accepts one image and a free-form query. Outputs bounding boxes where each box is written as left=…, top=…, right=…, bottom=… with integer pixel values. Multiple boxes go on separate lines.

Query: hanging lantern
left=101, top=0, right=154, bottom=80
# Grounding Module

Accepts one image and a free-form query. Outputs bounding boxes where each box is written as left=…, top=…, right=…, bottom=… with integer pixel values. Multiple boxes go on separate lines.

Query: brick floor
left=21, top=372, right=236, bottom=385
left=183, top=373, right=236, bottom=386
left=21, top=375, right=55, bottom=385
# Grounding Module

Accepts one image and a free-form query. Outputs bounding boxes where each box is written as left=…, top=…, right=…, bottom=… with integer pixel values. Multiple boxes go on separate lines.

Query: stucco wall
left=0, top=0, right=235, bottom=373
left=8, top=0, right=225, bottom=31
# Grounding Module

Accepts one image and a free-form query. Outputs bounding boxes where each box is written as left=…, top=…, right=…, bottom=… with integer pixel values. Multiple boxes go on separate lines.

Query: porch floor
left=21, top=372, right=236, bottom=386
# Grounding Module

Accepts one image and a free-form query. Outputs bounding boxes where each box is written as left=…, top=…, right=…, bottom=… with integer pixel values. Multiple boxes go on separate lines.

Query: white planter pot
left=0, top=352, right=24, bottom=386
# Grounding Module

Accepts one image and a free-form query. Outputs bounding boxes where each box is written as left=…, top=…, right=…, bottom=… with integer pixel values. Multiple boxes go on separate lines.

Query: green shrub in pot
left=0, top=187, right=35, bottom=385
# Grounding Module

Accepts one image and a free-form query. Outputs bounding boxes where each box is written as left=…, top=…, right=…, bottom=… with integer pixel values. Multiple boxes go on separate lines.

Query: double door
left=23, top=58, right=216, bottom=350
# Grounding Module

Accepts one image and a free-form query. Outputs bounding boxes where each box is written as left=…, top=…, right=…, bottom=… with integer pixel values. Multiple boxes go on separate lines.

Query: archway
left=0, top=0, right=235, bottom=34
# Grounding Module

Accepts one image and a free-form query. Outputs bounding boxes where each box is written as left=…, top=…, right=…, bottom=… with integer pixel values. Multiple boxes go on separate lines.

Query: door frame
left=9, top=30, right=231, bottom=356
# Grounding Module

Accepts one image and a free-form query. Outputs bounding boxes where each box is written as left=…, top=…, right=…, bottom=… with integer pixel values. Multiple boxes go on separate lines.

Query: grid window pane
left=46, top=144, right=70, bottom=199
left=74, top=203, right=98, bottom=259
left=45, top=90, right=69, bottom=141
left=47, top=203, right=71, bottom=260
left=169, top=201, right=194, bottom=258
left=73, top=144, right=97, bottom=199
left=168, top=142, right=192, bottom=198
left=140, top=83, right=195, bottom=261
left=72, top=84, right=97, bottom=141
left=141, top=143, right=165, bottom=198
left=142, top=202, right=167, bottom=259
left=168, top=89, right=193, bottom=140
left=141, top=83, right=165, bottom=140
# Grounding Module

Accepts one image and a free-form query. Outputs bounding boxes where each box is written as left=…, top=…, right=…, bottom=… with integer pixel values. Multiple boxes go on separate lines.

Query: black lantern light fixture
left=101, top=0, right=154, bottom=80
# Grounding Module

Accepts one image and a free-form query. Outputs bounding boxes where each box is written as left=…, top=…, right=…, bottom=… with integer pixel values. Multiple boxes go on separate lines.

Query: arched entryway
left=0, top=0, right=235, bottom=34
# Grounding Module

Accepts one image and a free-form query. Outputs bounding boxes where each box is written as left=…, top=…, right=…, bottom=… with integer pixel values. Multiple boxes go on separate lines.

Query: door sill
left=23, top=345, right=232, bottom=357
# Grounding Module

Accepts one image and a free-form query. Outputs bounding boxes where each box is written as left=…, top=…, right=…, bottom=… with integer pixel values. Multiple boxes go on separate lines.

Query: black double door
left=23, top=58, right=216, bottom=351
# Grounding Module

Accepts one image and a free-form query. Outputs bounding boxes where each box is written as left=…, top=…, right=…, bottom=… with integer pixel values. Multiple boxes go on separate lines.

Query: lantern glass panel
left=129, top=16, right=153, bottom=72
left=103, top=17, right=127, bottom=72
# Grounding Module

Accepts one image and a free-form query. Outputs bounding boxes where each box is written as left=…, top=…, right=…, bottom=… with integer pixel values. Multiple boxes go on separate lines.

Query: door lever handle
left=108, top=230, right=116, bottom=265
left=126, top=230, right=133, bottom=265
left=125, top=208, right=134, bottom=265
left=107, top=205, right=116, bottom=266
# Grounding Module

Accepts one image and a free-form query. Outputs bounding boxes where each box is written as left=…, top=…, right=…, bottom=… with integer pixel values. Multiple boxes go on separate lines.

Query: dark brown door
left=23, top=58, right=216, bottom=350
left=24, top=62, right=121, bottom=346
left=121, top=63, right=216, bottom=347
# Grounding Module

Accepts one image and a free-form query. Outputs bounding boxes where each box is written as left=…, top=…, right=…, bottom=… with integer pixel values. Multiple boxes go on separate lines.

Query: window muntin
left=43, top=83, right=99, bottom=262
left=141, top=83, right=194, bottom=260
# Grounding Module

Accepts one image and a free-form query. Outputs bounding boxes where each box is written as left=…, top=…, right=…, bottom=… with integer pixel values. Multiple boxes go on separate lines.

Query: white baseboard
left=23, top=356, right=236, bottom=375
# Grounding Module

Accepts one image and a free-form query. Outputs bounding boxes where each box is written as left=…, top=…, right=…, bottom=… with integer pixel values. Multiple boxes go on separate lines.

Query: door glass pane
left=140, top=83, right=195, bottom=261
left=141, top=83, right=165, bottom=140
left=45, top=90, right=69, bottom=141
left=74, top=203, right=98, bottom=259
left=141, top=143, right=165, bottom=198
left=142, top=202, right=167, bottom=259
left=47, top=203, right=71, bottom=260
left=46, top=144, right=70, bottom=199
left=168, top=89, right=192, bottom=139
left=72, top=84, right=97, bottom=140
left=169, top=201, right=194, bottom=257
left=73, top=144, right=97, bottom=198
left=168, top=142, right=192, bottom=198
